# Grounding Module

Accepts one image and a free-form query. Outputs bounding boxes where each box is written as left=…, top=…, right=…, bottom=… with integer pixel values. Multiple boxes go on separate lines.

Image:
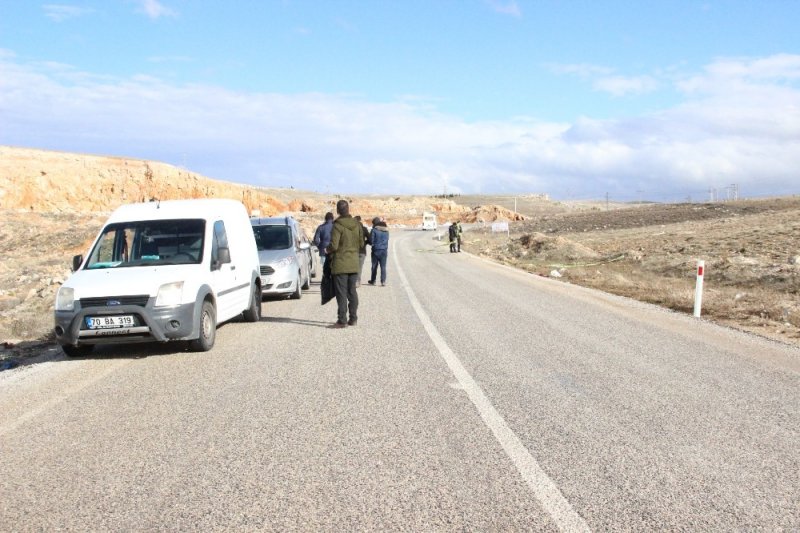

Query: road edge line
left=393, top=235, right=591, bottom=532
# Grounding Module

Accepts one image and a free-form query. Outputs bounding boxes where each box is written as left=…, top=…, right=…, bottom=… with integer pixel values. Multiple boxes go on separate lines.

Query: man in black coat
left=448, top=222, right=458, bottom=253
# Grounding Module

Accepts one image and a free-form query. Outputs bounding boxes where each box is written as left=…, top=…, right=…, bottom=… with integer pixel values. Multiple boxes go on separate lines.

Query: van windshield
left=253, top=225, right=292, bottom=251
left=85, top=219, right=205, bottom=269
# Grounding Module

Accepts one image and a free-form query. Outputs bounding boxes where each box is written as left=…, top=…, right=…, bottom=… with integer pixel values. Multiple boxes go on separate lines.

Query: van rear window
left=85, top=219, right=205, bottom=269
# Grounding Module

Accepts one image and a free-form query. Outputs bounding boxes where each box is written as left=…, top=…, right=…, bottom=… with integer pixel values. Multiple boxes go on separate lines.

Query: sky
left=1, top=1, right=799, bottom=201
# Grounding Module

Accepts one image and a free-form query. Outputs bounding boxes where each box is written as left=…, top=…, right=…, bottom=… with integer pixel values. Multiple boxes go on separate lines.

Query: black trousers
left=333, top=273, right=359, bottom=323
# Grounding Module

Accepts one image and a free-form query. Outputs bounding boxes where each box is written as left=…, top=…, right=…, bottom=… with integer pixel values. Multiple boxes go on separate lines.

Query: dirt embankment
left=465, top=198, right=800, bottom=347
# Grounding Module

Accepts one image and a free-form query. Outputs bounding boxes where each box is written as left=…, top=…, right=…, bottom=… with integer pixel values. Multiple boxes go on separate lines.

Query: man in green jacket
left=327, top=199, right=362, bottom=327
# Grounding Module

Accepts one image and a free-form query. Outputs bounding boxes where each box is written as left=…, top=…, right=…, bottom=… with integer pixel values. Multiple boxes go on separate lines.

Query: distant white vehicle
left=422, top=211, right=437, bottom=231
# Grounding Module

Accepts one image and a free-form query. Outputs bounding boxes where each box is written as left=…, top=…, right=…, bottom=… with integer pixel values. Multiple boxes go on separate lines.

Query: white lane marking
left=393, top=235, right=591, bottom=533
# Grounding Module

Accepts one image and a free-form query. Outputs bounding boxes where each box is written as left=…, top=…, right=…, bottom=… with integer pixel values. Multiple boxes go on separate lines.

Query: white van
left=422, top=211, right=437, bottom=231
left=54, top=199, right=262, bottom=356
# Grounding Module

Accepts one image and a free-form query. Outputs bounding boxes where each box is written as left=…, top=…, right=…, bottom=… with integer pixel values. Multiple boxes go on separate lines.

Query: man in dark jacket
left=448, top=221, right=458, bottom=253
left=313, top=212, right=334, bottom=267
left=327, top=200, right=362, bottom=327
left=368, top=217, right=389, bottom=286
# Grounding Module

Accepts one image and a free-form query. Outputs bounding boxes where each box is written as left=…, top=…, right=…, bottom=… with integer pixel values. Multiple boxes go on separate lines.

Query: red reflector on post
left=697, top=265, right=704, bottom=276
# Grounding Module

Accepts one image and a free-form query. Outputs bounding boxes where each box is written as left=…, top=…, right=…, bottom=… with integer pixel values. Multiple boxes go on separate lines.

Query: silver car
left=251, top=216, right=316, bottom=299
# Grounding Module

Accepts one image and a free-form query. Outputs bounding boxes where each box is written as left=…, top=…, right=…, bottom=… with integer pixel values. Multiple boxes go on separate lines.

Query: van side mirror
left=298, top=242, right=311, bottom=251
left=213, top=247, right=231, bottom=270
left=72, top=254, right=83, bottom=272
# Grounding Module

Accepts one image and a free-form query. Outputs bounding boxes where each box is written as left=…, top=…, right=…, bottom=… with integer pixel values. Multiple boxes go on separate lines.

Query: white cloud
left=43, top=4, right=93, bottom=22
left=549, top=62, right=660, bottom=96
left=1, top=54, right=799, bottom=199
left=136, top=0, right=176, bottom=19
left=679, top=54, right=800, bottom=95
left=707, top=54, right=800, bottom=81
left=593, top=75, right=659, bottom=97
left=486, top=0, right=522, bottom=18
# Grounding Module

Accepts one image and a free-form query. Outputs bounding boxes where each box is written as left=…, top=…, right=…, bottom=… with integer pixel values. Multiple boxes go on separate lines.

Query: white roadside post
left=693, top=260, right=705, bottom=317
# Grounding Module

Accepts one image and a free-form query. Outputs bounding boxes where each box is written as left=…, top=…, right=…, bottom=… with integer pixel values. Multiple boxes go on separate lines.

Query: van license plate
left=86, top=315, right=135, bottom=329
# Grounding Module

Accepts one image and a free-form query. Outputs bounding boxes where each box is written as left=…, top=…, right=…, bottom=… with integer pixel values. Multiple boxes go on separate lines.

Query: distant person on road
left=455, top=221, right=463, bottom=252
left=448, top=221, right=458, bottom=253
left=313, top=212, right=334, bottom=267
left=368, top=217, right=389, bottom=286
left=327, top=200, right=361, bottom=328
left=354, top=215, right=370, bottom=287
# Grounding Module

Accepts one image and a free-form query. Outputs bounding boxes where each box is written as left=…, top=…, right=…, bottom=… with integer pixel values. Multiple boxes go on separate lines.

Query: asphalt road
left=1, top=228, right=798, bottom=531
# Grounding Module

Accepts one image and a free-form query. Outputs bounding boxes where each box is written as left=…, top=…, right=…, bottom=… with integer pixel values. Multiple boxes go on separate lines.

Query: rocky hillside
left=0, top=146, right=290, bottom=215
left=0, top=146, right=496, bottom=227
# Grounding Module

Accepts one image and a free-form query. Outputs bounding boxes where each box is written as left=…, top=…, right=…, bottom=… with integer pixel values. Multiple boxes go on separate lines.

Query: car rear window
left=253, top=225, right=292, bottom=251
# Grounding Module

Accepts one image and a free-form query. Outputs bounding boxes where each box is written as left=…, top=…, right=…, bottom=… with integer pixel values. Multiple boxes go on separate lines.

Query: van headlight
left=55, top=287, right=75, bottom=311
left=156, top=281, right=184, bottom=307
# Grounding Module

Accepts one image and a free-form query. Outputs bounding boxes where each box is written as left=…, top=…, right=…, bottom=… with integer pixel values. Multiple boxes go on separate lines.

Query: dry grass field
left=463, top=197, right=800, bottom=347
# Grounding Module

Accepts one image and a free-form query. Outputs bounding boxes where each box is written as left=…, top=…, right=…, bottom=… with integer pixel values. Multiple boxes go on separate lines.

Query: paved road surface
left=1, top=228, right=798, bottom=530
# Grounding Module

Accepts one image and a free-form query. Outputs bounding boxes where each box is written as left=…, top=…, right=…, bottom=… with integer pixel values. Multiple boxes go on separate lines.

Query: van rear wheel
left=189, top=301, right=216, bottom=352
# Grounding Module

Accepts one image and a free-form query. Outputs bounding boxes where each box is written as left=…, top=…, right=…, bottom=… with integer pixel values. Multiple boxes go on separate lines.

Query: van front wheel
left=189, top=301, right=216, bottom=352
left=243, top=283, right=261, bottom=322
left=62, top=344, right=94, bottom=357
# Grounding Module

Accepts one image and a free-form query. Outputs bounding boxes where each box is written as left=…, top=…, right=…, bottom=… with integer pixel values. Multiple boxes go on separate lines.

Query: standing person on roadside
left=368, top=217, right=390, bottom=286
left=327, top=200, right=361, bottom=328
left=455, top=220, right=463, bottom=252
left=313, top=212, right=334, bottom=268
left=448, top=221, right=458, bottom=253
left=354, top=215, right=370, bottom=287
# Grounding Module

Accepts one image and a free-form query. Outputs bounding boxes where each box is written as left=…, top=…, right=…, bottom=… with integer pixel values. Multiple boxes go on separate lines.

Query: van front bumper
left=55, top=301, right=196, bottom=347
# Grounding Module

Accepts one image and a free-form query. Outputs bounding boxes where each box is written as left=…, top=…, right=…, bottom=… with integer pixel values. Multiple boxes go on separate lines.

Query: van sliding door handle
left=230, top=266, right=236, bottom=270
